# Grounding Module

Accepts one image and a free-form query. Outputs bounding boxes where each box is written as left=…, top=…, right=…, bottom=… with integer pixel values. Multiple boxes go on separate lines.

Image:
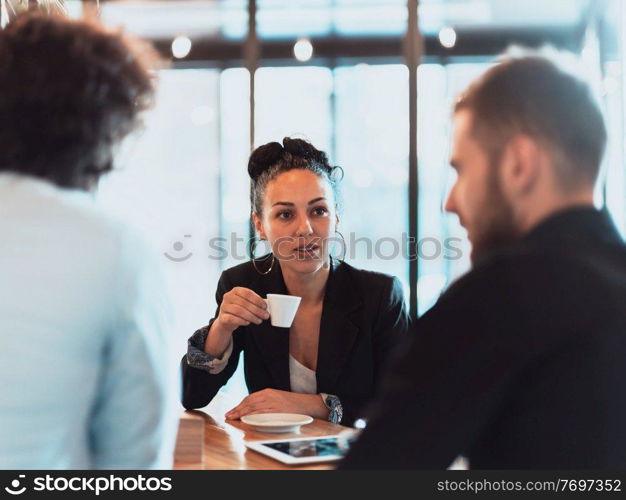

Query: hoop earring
left=251, top=239, right=275, bottom=275
left=334, top=230, right=347, bottom=261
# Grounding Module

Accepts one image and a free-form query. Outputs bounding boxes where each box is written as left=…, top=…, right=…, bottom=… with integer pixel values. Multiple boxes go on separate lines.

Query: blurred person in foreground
left=341, top=49, right=626, bottom=469
left=0, top=12, right=179, bottom=469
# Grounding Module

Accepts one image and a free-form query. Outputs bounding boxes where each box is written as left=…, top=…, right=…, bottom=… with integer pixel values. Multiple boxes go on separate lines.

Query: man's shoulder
left=445, top=244, right=626, bottom=312
left=0, top=173, right=152, bottom=263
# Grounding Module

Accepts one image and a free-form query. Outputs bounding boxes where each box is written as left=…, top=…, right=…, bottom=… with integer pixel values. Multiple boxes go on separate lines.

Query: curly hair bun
left=282, top=137, right=331, bottom=172
left=248, top=137, right=343, bottom=215
left=247, top=137, right=336, bottom=180
left=247, top=141, right=284, bottom=180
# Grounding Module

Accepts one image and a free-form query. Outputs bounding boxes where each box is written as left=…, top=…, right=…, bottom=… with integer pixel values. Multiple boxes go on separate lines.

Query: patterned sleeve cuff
left=320, top=393, right=343, bottom=425
left=186, top=325, right=233, bottom=374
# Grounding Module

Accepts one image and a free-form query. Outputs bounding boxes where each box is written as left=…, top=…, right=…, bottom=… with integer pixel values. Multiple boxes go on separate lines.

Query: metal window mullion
left=405, top=0, right=423, bottom=316
left=245, top=0, right=259, bottom=254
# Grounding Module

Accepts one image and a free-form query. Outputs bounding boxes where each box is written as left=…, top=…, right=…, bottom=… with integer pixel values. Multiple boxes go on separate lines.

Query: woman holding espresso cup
left=181, top=137, right=410, bottom=425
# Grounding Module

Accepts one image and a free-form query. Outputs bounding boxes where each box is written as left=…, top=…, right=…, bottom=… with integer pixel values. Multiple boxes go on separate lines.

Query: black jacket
left=181, top=258, right=410, bottom=425
left=341, top=208, right=626, bottom=468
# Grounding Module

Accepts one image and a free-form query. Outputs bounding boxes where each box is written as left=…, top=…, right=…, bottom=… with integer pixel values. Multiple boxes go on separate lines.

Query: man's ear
left=500, top=134, right=541, bottom=198
left=252, top=212, right=266, bottom=240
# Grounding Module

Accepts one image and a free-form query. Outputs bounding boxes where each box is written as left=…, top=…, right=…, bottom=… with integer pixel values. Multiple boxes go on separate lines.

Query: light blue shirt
left=0, top=173, right=180, bottom=469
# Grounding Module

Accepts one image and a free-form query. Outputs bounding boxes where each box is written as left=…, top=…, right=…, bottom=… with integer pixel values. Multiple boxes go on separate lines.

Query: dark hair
left=248, top=137, right=343, bottom=215
left=455, top=51, right=607, bottom=189
left=0, top=12, right=159, bottom=190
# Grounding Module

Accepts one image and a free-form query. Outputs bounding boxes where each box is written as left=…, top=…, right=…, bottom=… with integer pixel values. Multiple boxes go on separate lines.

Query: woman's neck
left=281, top=260, right=331, bottom=305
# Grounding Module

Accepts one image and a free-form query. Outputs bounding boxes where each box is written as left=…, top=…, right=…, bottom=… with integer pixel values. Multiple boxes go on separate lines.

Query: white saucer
left=241, top=413, right=314, bottom=433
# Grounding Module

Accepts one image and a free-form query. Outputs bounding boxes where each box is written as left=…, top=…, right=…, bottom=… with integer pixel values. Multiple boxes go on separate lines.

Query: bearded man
left=341, top=51, right=626, bottom=469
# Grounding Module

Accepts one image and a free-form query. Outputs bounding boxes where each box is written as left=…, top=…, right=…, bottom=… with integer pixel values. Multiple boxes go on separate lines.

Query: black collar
left=522, top=206, right=623, bottom=250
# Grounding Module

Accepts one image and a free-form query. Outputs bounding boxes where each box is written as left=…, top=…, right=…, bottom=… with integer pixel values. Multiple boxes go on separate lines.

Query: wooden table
left=174, top=393, right=352, bottom=470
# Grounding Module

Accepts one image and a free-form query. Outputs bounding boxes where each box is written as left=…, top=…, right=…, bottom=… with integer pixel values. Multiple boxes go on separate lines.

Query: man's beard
left=470, top=168, right=521, bottom=266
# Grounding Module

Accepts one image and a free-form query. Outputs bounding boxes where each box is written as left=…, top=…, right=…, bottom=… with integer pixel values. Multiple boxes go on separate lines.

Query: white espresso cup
left=264, top=294, right=302, bottom=328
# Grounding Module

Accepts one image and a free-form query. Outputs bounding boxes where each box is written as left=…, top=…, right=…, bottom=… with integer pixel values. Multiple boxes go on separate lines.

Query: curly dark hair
left=0, top=12, right=159, bottom=189
left=248, top=137, right=343, bottom=216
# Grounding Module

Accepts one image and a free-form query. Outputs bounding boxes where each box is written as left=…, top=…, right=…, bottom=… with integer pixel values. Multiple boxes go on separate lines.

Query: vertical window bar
left=246, top=0, right=259, bottom=254
left=405, top=0, right=423, bottom=315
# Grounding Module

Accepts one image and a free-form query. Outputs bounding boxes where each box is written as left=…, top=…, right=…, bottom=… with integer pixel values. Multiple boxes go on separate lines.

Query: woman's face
left=253, top=169, right=338, bottom=275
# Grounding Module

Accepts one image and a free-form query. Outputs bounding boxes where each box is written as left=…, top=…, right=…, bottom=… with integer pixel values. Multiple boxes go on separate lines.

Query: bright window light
left=172, top=36, right=192, bottom=59
left=293, top=38, right=314, bottom=62
left=438, top=26, right=457, bottom=49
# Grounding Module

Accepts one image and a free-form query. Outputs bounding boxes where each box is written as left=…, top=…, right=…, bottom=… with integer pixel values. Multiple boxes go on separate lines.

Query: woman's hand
left=205, top=287, right=269, bottom=357
left=215, top=286, right=269, bottom=333
left=225, top=389, right=329, bottom=420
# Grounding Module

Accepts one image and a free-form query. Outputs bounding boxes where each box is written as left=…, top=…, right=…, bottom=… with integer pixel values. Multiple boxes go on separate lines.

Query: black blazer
left=181, top=258, right=410, bottom=425
left=341, top=208, right=626, bottom=469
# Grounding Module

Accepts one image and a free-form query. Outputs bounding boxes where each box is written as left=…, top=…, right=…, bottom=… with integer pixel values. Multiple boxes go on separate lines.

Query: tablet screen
left=263, top=437, right=347, bottom=458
